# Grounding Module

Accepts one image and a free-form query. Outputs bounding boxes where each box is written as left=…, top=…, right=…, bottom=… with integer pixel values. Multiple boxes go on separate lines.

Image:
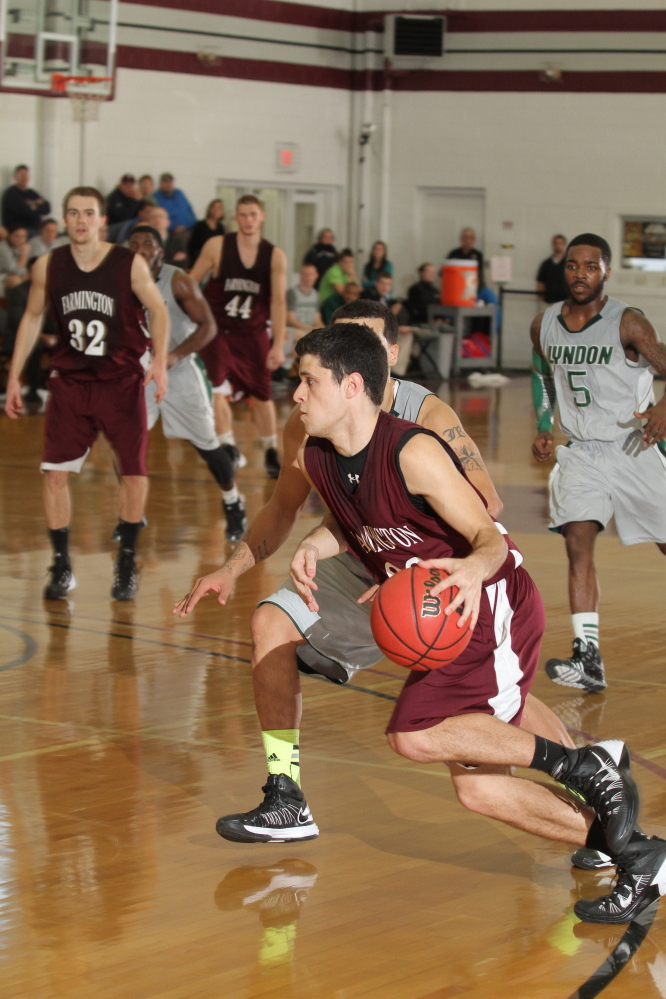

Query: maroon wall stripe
left=114, top=45, right=666, bottom=94
left=120, top=2, right=666, bottom=35
left=121, top=0, right=355, bottom=32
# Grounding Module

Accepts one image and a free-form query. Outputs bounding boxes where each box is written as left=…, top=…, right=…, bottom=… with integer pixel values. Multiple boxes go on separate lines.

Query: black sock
left=49, top=527, right=70, bottom=559
left=586, top=818, right=608, bottom=854
left=194, top=445, right=234, bottom=490
left=116, top=520, right=142, bottom=552
left=530, top=736, right=571, bottom=776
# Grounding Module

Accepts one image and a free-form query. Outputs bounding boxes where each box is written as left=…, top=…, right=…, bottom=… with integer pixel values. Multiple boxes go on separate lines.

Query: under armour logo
left=348, top=473, right=360, bottom=485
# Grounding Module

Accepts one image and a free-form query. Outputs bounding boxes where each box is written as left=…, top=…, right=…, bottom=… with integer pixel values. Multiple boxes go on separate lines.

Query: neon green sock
left=262, top=729, right=300, bottom=786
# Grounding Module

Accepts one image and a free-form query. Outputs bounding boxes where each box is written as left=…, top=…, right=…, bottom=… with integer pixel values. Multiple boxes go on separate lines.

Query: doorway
left=216, top=182, right=341, bottom=281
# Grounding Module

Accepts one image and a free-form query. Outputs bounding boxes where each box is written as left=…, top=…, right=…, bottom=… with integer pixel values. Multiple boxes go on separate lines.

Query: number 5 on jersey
left=225, top=295, right=253, bottom=320
left=69, top=318, right=108, bottom=356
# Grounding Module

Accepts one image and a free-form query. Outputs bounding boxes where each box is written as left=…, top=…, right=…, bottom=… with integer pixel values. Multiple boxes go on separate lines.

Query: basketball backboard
left=0, top=0, right=116, bottom=96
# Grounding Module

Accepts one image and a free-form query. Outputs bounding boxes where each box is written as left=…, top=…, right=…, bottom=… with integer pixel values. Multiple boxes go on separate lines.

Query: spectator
left=0, top=226, right=30, bottom=294
left=536, top=233, right=568, bottom=303
left=154, top=172, right=196, bottom=232
left=303, top=228, right=337, bottom=286
left=321, top=281, right=361, bottom=324
left=144, top=206, right=188, bottom=265
left=28, top=218, right=67, bottom=258
left=362, top=240, right=393, bottom=289
left=116, top=201, right=153, bottom=245
left=447, top=227, right=484, bottom=284
left=360, top=270, right=397, bottom=307
left=361, top=271, right=414, bottom=376
left=6, top=255, right=56, bottom=402
left=287, top=263, right=322, bottom=332
left=138, top=174, right=157, bottom=205
left=1, top=165, right=51, bottom=235
left=318, top=247, right=358, bottom=304
left=187, top=199, right=226, bottom=268
left=106, top=174, right=141, bottom=240
left=406, top=263, right=439, bottom=324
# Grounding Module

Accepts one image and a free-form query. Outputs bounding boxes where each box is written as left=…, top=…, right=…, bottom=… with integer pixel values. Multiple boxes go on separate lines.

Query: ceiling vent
left=384, top=15, right=446, bottom=67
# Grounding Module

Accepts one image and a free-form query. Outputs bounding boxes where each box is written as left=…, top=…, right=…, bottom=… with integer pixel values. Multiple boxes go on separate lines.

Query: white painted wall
left=379, top=90, right=666, bottom=365
left=0, top=67, right=352, bottom=234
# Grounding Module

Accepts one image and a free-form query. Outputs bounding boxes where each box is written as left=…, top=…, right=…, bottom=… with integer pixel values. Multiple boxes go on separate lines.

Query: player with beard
left=5, top=186, right=168, bottom=601
left=128, top=226, right=247, bottom=541
left=531, top=234, right=666, bottom=695
left=191, top=195, right=287, bottom=479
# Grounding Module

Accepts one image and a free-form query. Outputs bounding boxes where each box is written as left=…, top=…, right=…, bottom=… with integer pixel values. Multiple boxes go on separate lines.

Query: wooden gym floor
left=0, top=375, right=665, bottom=999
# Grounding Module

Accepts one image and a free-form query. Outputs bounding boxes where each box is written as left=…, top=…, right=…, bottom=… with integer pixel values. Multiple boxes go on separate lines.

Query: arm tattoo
left=223, top=542, right=255, bottom=576
left=622, top=309, right=666, bottom=378
left=442, top=424, right=467, bottom=443
left=453, top=444, right=482, bottom=472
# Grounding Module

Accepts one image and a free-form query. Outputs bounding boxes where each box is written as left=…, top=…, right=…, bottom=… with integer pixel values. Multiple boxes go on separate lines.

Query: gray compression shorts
left=258, top=551, right=384, bottom=677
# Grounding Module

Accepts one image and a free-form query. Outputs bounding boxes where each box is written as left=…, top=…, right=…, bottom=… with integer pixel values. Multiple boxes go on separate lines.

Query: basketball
left=370, top=565, right=472, bottom=671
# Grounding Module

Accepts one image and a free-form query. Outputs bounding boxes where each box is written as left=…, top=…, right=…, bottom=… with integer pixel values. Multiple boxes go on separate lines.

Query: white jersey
left=540, top=296, right=654, bottom=442
left=391, top=378, right=433, bottom=422
left=156, top=263, right=195, bottom=353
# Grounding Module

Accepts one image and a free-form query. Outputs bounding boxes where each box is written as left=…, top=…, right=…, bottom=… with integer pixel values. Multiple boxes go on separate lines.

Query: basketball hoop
left=51, top=73, right=113, bottom=122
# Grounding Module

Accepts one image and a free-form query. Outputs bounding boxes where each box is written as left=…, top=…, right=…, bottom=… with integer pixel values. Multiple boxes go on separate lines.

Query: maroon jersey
left=47, top=244, right=149, bottom=381
left=204, top=232, right=273, bottom=337
left=305, top=410, right=521, bottom=585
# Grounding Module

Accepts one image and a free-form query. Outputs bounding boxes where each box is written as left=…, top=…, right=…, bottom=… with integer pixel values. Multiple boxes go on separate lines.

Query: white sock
left=222, top=485, right=240, bottom=504
left=572, top=612, right=599, bottom=648
left=261, top=435, right=278, bottom=450
left=218, top=431, right=236, bottom=446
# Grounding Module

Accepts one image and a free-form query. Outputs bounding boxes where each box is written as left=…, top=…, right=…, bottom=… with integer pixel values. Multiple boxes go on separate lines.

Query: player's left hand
left=634, top=399, right=666, bottom=447
left=145, top=356, right=168, bottom=404
left=418, top=557, right=485, bottom=631
left=290, top=543, right=320, bottom=612
left=266, top=344, right=286, bottom=371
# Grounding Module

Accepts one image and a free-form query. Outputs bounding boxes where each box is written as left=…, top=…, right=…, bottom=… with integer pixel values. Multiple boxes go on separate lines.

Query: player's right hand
left=172, top=569, right=234, bottom=617
left=532, top=431, right=554, bottom=462
left=4, top=376, right=24, bottom=419
left=290, top=543, right=320, bottom=613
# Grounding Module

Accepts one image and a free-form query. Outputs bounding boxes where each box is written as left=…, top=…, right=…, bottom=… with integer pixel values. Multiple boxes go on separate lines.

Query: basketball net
left=51, top=74, right=113, bottom=123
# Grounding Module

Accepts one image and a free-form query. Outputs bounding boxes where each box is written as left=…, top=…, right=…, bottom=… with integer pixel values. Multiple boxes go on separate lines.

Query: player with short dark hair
left=5, top=187, right=168, bottom=601
left=174, top=305, right=592, bottom=860
left=128, top=226, right=247, bottom=541
left=531, top=232, right=666, bottom=692
left=191, top=194, right=287, bottom=479
left=280, top=322, right=665, bottom=925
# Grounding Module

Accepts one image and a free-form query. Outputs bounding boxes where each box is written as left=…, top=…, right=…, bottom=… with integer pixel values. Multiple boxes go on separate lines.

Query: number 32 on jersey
left=225, top=295, right=253, bottom=320
left=69, top=318, right=108, bottom=356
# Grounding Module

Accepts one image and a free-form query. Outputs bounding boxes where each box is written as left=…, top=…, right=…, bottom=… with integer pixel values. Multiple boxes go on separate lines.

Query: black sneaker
left=216, top=774, right=319, bottom=844
left=221, top=443, right=247, bottom=471
left=574, top=836, right=666, bottom=923
left=551, top=740, right=639, bottom=856
left=571, top=847, right=614, bottom=871
left=264, top=447, right=280, bottom=479
left=223, top=498, right=247, bottom=542
left=546, top=639, right=607, bottom=693
left=44, top=556, right=76, bottom=599
left=111, top=548, right=137, bottom=601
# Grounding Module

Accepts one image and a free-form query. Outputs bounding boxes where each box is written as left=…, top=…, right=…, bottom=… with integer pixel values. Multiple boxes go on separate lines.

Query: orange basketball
left=370, top=565, right=472, bottom=671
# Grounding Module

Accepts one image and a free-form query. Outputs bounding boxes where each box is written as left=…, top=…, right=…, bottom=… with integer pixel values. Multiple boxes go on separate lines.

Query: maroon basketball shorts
left=41, top=370, right=148, bottom=476
left=386, top=566, right=544, bottom=734
left=198, top=329, right=272, bottom=402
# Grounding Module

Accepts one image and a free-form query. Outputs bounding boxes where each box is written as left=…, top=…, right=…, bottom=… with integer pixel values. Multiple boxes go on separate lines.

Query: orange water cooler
left=440, top=259, right=478, bottom=306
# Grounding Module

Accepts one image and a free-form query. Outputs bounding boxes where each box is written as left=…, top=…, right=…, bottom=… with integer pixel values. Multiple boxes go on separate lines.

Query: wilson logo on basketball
left=420, top=569, right=443, bottom=618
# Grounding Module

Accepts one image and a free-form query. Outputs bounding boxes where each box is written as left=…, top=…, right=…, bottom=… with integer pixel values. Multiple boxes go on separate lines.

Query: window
left=622, top=218, right=666, bottom=272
